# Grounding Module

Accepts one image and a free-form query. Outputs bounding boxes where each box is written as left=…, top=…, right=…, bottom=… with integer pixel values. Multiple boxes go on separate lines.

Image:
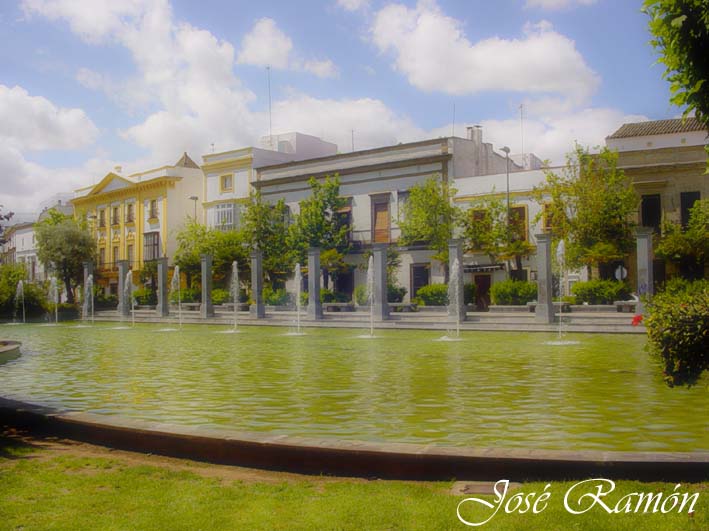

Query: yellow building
left=71, top=153, right=203, bottom=294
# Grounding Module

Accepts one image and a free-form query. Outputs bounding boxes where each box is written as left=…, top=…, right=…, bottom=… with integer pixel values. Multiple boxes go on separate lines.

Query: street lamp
left=500, top=146, right=511, bottom=278
left=188, top=196, right=199, bottom=220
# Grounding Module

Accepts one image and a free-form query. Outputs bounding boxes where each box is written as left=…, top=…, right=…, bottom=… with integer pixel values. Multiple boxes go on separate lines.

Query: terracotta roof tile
left=607, top=117, right=706, bottom=139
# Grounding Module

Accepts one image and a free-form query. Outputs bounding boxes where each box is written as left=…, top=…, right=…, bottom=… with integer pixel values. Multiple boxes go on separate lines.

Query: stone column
left=372, top=244, right=389, bottom=320
left=200, top=254, right=215, bottom=318
left=534, top=233, right=554, bottom=324
left=635, top=227, right=654, bottom=314
left=448, top=239, right=466, bottom=322
left=117, top=260, right=129, bottom=317
left=250, top=250, right=265, bottom=318
left=307, top=248, right=323, bottom=320
left=156, top=257, right=169, bottom=317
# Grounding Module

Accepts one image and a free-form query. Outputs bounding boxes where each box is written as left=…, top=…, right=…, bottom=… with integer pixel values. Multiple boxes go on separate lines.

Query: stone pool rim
left=1, top=396, right=707, bottom=482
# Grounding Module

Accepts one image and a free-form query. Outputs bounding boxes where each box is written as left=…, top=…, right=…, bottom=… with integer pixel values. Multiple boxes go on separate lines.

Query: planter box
left=489, top=305, right=530, bottom=313
left=525, top=302, right=571, bottom=313
left=569, top=304, right=615, bottom=313
left=323, top=303, right=355, bottom=312
left=217, top=303, right=250, bottom=312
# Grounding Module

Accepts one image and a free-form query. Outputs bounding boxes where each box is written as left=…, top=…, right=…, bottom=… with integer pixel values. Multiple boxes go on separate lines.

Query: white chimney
left=467, top=125, right=483, bottom=145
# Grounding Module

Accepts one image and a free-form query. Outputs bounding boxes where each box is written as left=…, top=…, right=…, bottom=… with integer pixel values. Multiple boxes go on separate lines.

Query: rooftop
left=607, top=117, right=706, bottom=139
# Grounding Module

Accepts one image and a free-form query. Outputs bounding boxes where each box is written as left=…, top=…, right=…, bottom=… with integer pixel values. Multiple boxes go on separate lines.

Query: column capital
left=634, top=226, right=654, bottom=238
left=535, top=233, right=552, bottom=244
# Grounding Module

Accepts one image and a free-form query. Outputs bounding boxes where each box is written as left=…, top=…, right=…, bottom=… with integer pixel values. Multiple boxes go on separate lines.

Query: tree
left=35, top=210, right=95, bottom=303
left=644, top=0, right=709, bottom=130
left=174, top=220, right=212, bottom=288
left=532, top=145, right=638, bottom=277
left=241, top=191, right=293, bottom=286
left=398, top=175, right=460, bottom=275
left=0, top=206, right=13, bottom=245
left=655, top=198, right=709, bottom=279
left=288, top=175, right=350, bottom=289
left=461, top=192, right=534, bottom=277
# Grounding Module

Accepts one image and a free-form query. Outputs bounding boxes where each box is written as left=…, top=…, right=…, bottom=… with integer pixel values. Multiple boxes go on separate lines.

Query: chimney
left=467, top=125, right=483, bottom=145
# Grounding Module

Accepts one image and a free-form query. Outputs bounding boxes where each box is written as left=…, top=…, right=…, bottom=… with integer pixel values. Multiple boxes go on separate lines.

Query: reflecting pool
left=0, top=323, right=707, bottom=452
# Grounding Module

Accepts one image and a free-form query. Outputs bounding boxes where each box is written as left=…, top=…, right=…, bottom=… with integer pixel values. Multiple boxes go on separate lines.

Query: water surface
left=0, top=323, right=706, bottom=452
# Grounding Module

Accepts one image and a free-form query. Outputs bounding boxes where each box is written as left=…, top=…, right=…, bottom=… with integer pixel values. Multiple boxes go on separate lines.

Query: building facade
left=71, top=153, right=203, bottom=294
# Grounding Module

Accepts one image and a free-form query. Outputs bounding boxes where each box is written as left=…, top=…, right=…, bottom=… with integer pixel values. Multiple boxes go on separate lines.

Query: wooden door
left=474, top=274, right=491, bottom=311
left=372, top=202, right=390, bottom=243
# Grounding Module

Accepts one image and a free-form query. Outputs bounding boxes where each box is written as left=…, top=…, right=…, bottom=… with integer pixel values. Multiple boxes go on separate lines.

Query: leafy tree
left=532, top=145, right=638, bottom=277
left=461, top=192, right=534, bottom=277
left=643, top=0, right=709, bottom=130
left=288, top=175, right=350, bottom=289
left=174, top=220, right=212, bottom=287
left=360, top=247, right=402, bottom=286
left=655, top=198, right=709, bottom=279
left=0, top=206, right=13, bottom=245
left=241, top=191, right=293, bottom=286
left=398, top=175, right=460, bottom=273
left=35, top=210, right=95, bottom=303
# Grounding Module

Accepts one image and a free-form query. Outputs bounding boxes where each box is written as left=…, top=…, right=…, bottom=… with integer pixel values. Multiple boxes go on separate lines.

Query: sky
left=0, top=0, right=677, bottom=214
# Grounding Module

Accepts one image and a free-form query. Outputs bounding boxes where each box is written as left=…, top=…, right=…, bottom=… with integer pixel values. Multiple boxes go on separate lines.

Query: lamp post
left=501, top=146, right=511, bottom=278
left=188, top=196, right=199, bottom=220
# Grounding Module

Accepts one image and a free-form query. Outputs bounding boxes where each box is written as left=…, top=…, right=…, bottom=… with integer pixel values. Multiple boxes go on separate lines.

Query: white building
left=201, top=132, right=337, bottom=230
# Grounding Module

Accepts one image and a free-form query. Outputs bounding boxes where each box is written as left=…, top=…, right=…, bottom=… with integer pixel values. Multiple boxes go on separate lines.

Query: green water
left=0, top=322, right=707, bottom=452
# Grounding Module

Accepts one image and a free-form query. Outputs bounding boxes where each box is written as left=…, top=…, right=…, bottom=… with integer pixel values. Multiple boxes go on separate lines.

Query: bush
left=320, top=289, right=350, bottom=303
left=571, top=280, right=630, bottom=305
left=170, top=287, right=200, bottom=303
left=490, top=280, right=537, bottom=306
left=56, top=302, right=80, bottom=320
left=387, top=285, right=407, bottom=303
left=414, top=284, right=448, bottom=306
left=211, top=288, right=231, bottom=305
left=464, top=282, right=477, bottom=306
left=263, top=286, right=290, bottom=306
left=658, top=277, right=709, bottom=296
left=354, top=284, right=368, bottom=306
left=94, top=292, right=118, bottom=310
left=645, top=280, right=709, bottom=386
left=132, top=287, right=156, bottom=306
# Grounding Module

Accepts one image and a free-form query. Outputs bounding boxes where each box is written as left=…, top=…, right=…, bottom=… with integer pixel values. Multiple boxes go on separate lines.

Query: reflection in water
left=0, top=323, right=706, bottom=452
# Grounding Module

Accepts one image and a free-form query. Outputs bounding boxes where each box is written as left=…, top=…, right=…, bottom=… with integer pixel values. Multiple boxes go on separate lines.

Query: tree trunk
left=64, top=275, right=74, bottom=304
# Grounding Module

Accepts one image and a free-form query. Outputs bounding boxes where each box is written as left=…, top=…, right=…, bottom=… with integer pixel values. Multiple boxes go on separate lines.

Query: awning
left=463, top=263, right=505, bottom=273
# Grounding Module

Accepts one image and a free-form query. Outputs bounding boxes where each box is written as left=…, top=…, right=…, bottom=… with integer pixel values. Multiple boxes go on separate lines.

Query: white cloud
left=525, top=0, right=597, bottom=10
left=370, top=1, right=599, bottom=105
left=476, top=108, right=648, bottom=165
left=237, top=18, right=338, bottom=78
left=0, top=84, right=98, bottom=151
left=336, top=0, right=370, bottom=12
left=237, top=18, right=292, bottom=69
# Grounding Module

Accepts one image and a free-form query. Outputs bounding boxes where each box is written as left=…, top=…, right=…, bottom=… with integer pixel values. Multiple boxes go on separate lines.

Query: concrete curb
left=1, top=397, right=706, bottom=482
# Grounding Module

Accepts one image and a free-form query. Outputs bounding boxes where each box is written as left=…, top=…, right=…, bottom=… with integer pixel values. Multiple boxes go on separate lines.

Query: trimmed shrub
left=263, top=286, right=290, bottom=306
left=95, top=292, right=118, bottom=310
left=170, top=287, right=200, bottom=304
left=414, top=284, right=448, bottom=306
left=464, top=282, right=477, bottom=306
left=645, top=280, right=709, bottom=386
left=387, top=285, right=407, bottom=303
left=211, top=288, right=231, bottom=305
left=490, top=280, right=537, bottom=306
left=571, top=280, right=631, bottom=305
left=354, top=284, right=368, bottom=306
left=56, top=302, right=80, bottom=320
left=320, top=289, right=350, bottom=303
left=132, top=287, right=156, bottom=306
left=658, top=277, right=709, bottom=296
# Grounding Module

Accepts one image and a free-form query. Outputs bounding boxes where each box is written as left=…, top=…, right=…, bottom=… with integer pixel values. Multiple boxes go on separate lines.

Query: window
left=143, top=232, right=160, bottom=261
left=126, top=203, right=135, bottom=223
left=111, top=206, right=120, bottom=226
left=542, top=204, right=554, bottom=233
left=680, top=191, right=700, bottom=229
left=397, top=190, right=410, bottom=221
left=112, top=245, right=119, bottom=264
left=509, top=206, right=527, bottom=242
left=220, top=174, right=234, bottom=192
left=149, top=199, right=158, bottom=219
left=98, top=210, right=106, bottom=228
left=336, top=198, right=353, bottom=241
left=641, top=194, right=662, bottom=234
left=214, top=203, right=238, bottom=230
left=127, top=244, right=134, bottom=266
left=371, top=194, right=390, bottom=243
left=99, top=247, right=106, bottom=266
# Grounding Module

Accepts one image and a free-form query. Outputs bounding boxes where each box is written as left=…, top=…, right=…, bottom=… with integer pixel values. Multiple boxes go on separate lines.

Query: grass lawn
left=0, top=432, right=706, bottom=530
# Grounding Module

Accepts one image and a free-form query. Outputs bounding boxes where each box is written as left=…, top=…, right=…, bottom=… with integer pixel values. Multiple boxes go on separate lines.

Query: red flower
left=631, top=314, right=643, bottom=326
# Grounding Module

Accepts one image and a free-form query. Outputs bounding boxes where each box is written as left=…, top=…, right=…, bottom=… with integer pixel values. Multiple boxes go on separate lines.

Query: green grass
left=0, top=440, right=706, bottom=530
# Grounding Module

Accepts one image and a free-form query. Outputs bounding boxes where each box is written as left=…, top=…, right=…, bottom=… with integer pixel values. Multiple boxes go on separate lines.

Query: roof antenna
left=519, top=103, right=525, bottom=154
left=211, top=143, right=215, bottom=153
left=451, top=103, right=456, bottom=137
left=267, top=65, right=273, bottom=149
left=351, top=129, right=355, bottom=152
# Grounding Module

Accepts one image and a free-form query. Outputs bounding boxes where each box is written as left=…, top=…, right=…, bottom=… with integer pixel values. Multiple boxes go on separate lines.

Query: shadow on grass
left=0, top=427, right=42, bottom=459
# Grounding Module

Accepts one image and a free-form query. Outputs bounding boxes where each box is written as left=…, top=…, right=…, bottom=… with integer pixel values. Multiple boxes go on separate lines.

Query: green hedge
left=490, top=280, right=537, bottom=306
left=263, top=286, right=290, bottom=306
left=320, top=289, right=350, bottom=303
left=211, top=288, right=231, bottom=305
left=645, top=279, right=709, bottom=386
left=464, top=283, right=476, bottom=306
left=571, top=280, right=630, bottom=305
left=413, top=284, right=448, bottom=306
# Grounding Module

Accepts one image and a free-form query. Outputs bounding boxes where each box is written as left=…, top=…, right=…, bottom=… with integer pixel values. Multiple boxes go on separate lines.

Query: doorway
left=474, top=274, right=491, bottom=310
